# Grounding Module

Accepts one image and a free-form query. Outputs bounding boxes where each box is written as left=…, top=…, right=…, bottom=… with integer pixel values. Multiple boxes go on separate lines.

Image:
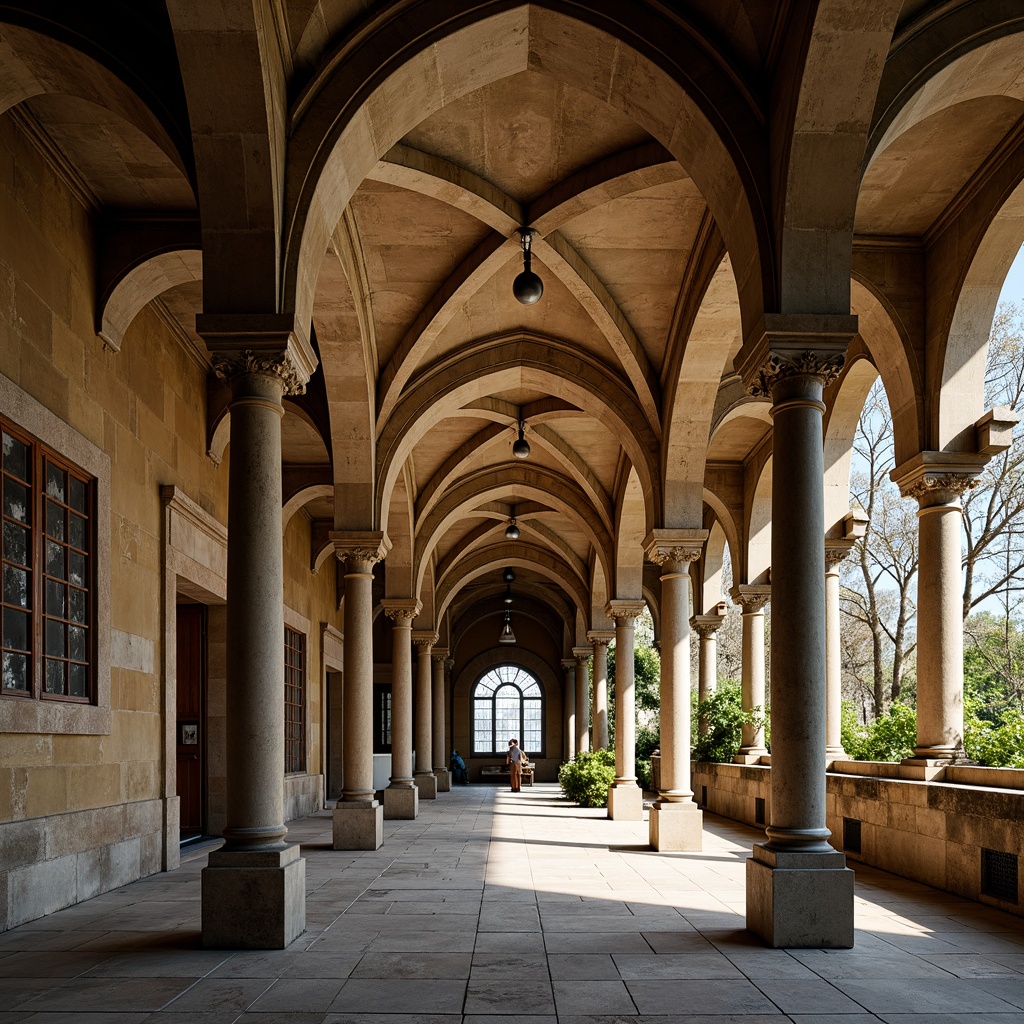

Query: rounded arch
left=383, top=466, right=415, bottom=598
left=435, top=543, right=588, bottom=627
left=700, top=517, right=729, bottom=615
left=614, top=465, right=646, bottom=599
left=282, top=483, right=334, bottom=532
left=413, top=465, right=613, bottom=600
left=701, top=487, right=741, bottom=583
left=283, top=3, right=770, bottom=354
left=375, top=335, right=660, bottom=533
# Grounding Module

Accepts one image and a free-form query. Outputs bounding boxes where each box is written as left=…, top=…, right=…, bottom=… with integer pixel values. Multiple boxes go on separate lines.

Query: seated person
left=449, top=749, right=468, bottom=784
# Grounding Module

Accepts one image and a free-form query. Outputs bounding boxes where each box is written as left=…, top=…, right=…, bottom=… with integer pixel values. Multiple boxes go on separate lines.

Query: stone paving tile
left=161, top=978, right=273, bottom=1013
left=974, top=977, right=1024, bottom=1008
left=752, top=978, right=868, bottom=1014
left=0, top=951, right=113, bottom=978
left=831, top=978, right=1022, bottom=1015
left=13, top=978, right=193, bottom=1013
left=328, top=978, right=466, bottom=1015
left=469, top=951, right=549, bottom=979
left=463, top=976, right=555, bottom=1015
left=626, top=978, right=782, bottom=1015
left=246, top=978, right=347, bottom=1012
left=552, top=979, right=636, bottom=1016
left=613, top=952, right=744, bottom=979
left=350, top=952, right=472, bottom=979
left=546, top=953, right=618, bottom=980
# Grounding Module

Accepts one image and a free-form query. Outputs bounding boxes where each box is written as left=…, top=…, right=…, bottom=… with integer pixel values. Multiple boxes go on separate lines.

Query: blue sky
left=1000, top=243, right=1024, bottom=305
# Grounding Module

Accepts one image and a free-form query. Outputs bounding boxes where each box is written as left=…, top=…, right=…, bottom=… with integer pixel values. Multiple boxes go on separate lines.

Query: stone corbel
left=825, top=509, right=868, bottom=570
left=975, top=406, right=1018, bottom=456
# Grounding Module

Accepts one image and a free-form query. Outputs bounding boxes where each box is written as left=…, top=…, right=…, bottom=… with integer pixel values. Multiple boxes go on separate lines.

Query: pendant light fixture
left=512, top=227, right=543, bottom=305
left=499, top=568, right=517, bottom=644
left=512, top=417, right=531, bottom=459
left=499, top=610, right=517, bottom=644
left=505, top=504, right=520, bottom=540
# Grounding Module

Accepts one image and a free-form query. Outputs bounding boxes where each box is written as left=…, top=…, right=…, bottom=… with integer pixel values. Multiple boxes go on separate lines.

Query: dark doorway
left=326, top=669, right=343, bottom=800
left=176, top=603, right=206, bottom=839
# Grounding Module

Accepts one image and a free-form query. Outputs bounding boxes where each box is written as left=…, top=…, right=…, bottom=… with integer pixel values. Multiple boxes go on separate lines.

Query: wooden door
left=176, top=604, right=206, bottom=837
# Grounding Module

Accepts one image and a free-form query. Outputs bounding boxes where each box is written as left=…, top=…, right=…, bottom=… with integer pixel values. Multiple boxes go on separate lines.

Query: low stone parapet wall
left=692, top=760, right=1024, bottom=916
left=284, top=773, right=323, bottom=822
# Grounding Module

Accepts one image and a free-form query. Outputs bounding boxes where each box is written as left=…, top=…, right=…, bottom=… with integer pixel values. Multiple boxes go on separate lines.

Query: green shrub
left=635, top=757, right=652, bottom=792
left=965, top=708, right=1024, bottom=767
left=558, top=748, right=617, bottom=807
left=635, top=725, right=660, bottom=759
left=844, top=702, right=916, bottom=761
left=692, top=681, right=764, bottom=763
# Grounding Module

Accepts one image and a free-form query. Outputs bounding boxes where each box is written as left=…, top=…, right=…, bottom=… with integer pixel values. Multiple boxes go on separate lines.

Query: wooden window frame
left=284, top=625, right=306, bottom=774
left=2, top=416, right=96, bottom=704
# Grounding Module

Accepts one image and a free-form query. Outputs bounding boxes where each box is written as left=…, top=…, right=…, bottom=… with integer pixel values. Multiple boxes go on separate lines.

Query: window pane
left=45, top=658, right=66, bottom=694
left=69, top=624, right=86, bottom=661
left=46, top=462, right=65, bottom=502
left=3, top=480, right=28, bottom=522
left=3, top=521, right=29, bottom=566
left=46, top=499, right=64, bottom=540
left=523, top=681, right=541, bottom=697
left=46, top=540, right=65, bottom=578
left=69, top=476, right=86, bottom=512
left=69, top=513, right=85, bottom=549
left=2, top=432, right=29, bottom=481
left=3, top=607, right=29, bottom=651
left=2, top=651, right=29, bottom=691
left=46, top=619, right=65, bottom=656
left=69, top=663, right=88, bottom=697
left=46, top=578, right=65, bottom=616
left=69, top=551, right=85, bottom=588
left=4, top=565, right=29, bottom=607
left=69, top=586, right=85, bottom=623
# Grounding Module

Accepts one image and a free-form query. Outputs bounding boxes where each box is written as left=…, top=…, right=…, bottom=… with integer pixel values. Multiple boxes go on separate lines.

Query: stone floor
left=1, top=783, right=1023, bottom=1023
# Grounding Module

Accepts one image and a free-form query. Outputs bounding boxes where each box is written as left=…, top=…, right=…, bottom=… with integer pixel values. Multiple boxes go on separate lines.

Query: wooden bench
left=480, top=764, right=534, bottom=786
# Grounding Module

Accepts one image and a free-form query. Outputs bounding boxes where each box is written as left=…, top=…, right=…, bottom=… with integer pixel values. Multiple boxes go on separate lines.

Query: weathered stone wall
left=693, top=760, right=1024, bottom=916
left=0, top=113, right=340, bottom=930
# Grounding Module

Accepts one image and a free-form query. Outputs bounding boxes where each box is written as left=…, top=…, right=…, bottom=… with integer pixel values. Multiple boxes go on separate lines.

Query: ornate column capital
left=691, top=613, right=726, bottom=639
left=587, top=630, right=615, bottom=649
left=431, top=647, right=449, bottom=663
left=605, top=599, right=646, bottom=625
left=331, top=530, right=390, bottom=572
left=891, top=452, right=986, bottom=508
left=737, top=313, right=857, bottom=398
left=381, top=598, right=420, bottom=624
left=643, top=528, right=707, bottom=568
left=561, top=658, right=577, bottom=672
left=199, top=313, right=318, bottom=397
left=572, top=646, right=593, bottom=663
left=411, top=630, right=438, bottom=649
left=730, top=583, right=771, bottom=613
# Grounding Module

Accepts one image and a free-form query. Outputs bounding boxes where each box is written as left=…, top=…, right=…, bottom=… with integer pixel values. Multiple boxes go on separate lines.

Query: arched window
left=472, top=665, right=543, bottom=755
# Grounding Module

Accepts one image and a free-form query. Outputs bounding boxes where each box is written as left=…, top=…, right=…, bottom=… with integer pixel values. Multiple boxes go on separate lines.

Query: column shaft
left=825, top=560, right=846, bottom=760
left=562, top=660, right=576, bottom=760
left=591, top=640, right=610, bottom=749
left=915, top=500, right=966, bottom=758
left=574, top=650, right=591, bottom=754
left=223, top=373, right=288, bottom=849
left=658, top=564, right=692, bottom=799
left=390, top=617, right=414, bottom=784
left=413, top=633, right=437, bottom=798
left=733, top=590, right=769, bottom=759
left=342, top=560, right=376, bottom=801
left=432, top=654, right=447, bottom=771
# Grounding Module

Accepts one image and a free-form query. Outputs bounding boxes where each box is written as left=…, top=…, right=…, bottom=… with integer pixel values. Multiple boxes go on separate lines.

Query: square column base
left=415, top=772, right=438, bottom=799
left=201, top=844, right=305, bottom=949
left=333, top=800, right=383, bottom=850
left=733, top=751, right=767, bottom=765
left=434, top=768, right=451, bottom=792
left=746, top=844, right=854, bottom=948
left=383, top=785, right=419, bottom=820
left=649, top=800, right=703, bottom=851
left=607, top=781, right=643, bottom=820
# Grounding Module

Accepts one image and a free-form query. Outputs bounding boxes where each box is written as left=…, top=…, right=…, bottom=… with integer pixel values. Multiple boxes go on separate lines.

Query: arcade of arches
left=2, top=0, right=1024, bottom=953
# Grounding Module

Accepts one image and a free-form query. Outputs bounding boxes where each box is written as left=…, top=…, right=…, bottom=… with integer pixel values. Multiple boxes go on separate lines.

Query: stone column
left=731, top=585, right=770, bottom=761
left=412, top=631, right=438, bottom=798
left=562, top=659, right=577, bottom=760
left=332, top=533, right=389, bottom=850
left=691, top=607, right=726, bottom=735
left=646, top=531, right=707, bottom=850
left=199, top=325, right=314, bottom=949
left=605, top=599, right=646, bottom=820
left=588, top=631, right=613, bottom=749
left=739, top=321, right=856, bottom=948
left=381, top=600, right=419, bottom=820
left=893, top=461, right=981, bottom=764
left=432, top=648, right=451, bottom=792
left=573, top=647, right=592, bottom=755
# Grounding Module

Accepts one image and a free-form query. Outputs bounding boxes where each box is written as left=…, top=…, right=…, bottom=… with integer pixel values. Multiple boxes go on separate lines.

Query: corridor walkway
left=1, top=784, right=1023, bottom=1023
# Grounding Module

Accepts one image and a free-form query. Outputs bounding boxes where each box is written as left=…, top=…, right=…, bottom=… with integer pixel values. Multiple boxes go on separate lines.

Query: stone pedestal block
left=435, top=768, right=451, bottom=792
left=746, top=844, right=854, bottom=948
left=333, top=801, right=383, bottom=850
left=201, top=845, right=305, bottom=949
left=733, top=752, right=764, bottom=765
left=606, top=781, right=643, bottom=820
left=649, top=800, right=703, bottom=851
left=415, top=772, right=438, bottom=799
left=383, top=785, right=418, bottom=820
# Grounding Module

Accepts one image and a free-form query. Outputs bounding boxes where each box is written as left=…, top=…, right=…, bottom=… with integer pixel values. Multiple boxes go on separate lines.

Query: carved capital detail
left=730, top=583, right=771, bottom=613
left=900, top=473, right=979, bottom=506
left=412, top=630, right=438, bottom=649
left=212, top=349, right=310, bottom=396
left=643, top=528, right=707, bottom=567
left=331, top=531, right=391, bottom=570
left=824, top=541, right=856, bottom=571
left=381, top=598, right=420, bottom=624
left=572, top=646, right=593, bottom=663
left=587, top=630, right=615, bottom=650
left=891, top=452, right=987, bottom=509
left=745, top=349, right=846, bottom=398
left=606, top=599, right=647, bottom=625
left=561, top=659, right=577, bottom=671
left=690, top=613, right=725, bottom=639
left=431, top=647, right=449, bottom=663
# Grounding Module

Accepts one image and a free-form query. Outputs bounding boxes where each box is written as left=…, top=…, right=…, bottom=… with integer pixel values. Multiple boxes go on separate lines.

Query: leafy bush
left=636, top=725, right=660, bottom=759
left=965, top=708, right=1024, bottom=767
left=635, top=757, right=652, bottom=792
left=558, top=748, right=617, bottom=807
left=843, top=702, right=916, bottom=761
left=692, top=681, right=764, bottom=763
